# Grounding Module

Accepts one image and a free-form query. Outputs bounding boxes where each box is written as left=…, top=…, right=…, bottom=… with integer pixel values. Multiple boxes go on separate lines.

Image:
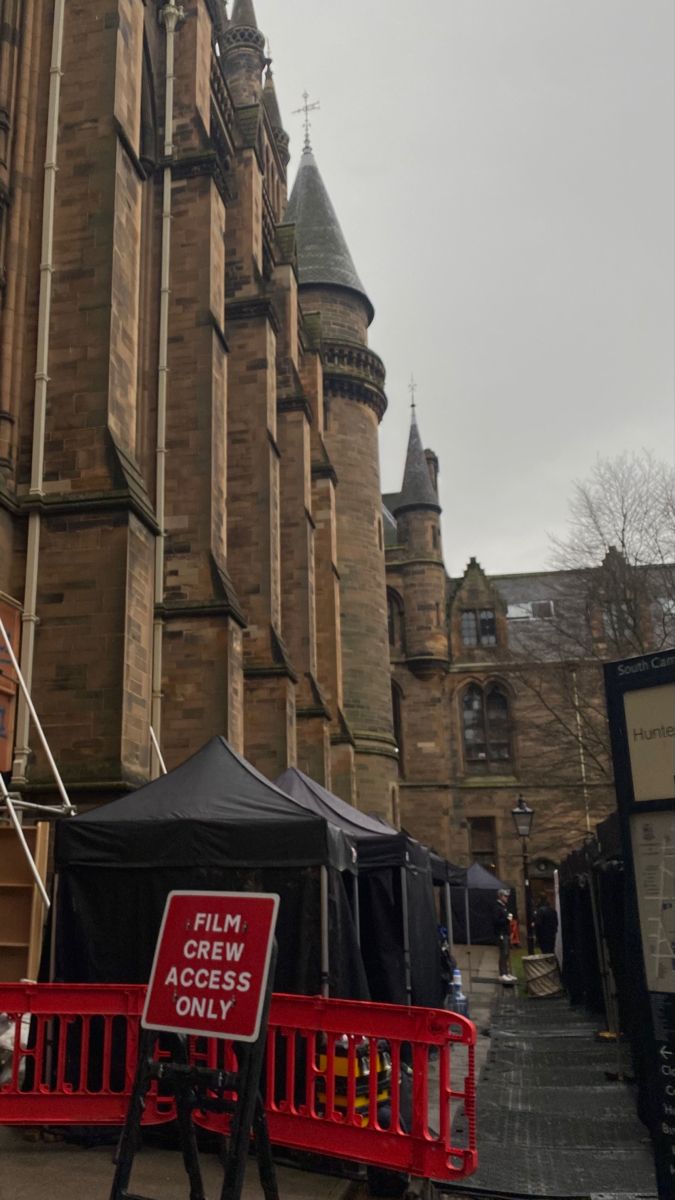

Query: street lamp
left=511, top=794, right=535, bottom=955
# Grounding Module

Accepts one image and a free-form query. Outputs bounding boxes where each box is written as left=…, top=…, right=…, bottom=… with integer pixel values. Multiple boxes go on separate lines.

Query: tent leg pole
left=353, top=874, right=361, bottom=948
left=320, top=866, right=329, bottom=998
left=49, top=873, right=59, bottom=982
left=444, top=882, right=453, bottom=956
left=465, top=888, right=473, bottom=994
left=401, top=866, right=412, bottom=1005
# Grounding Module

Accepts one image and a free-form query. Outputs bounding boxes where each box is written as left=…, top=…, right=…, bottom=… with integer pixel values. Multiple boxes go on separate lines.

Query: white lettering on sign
left=175, top=995, right=235, bottom=1021
left=193, top=912, right=241, bottom=934
left=617, top=652, right=675, bottom=675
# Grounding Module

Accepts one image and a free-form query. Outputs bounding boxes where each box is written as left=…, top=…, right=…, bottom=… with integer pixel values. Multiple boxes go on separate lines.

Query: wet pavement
left=3, top=948, right=656, bottom=1199
left=0, top=1126, right=359, bottom=1200
left=442, top=984, right=658, bottom=1199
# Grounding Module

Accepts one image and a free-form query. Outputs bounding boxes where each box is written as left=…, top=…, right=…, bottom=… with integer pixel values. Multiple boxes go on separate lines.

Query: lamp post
left=511, top=794, right=535, bottom=955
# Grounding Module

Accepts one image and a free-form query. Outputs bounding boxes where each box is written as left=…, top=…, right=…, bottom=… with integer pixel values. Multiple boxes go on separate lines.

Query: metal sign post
left=604, top=650, right=675, bottom=1199
left=110, top=891, right=280, bottom=1200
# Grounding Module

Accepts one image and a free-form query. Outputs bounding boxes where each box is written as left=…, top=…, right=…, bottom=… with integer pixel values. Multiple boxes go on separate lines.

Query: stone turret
left=221, top=0, right=266, bottom=107
left=285, top=146, right=398, bottom=819
left=392, top=410, right=448, bottom=672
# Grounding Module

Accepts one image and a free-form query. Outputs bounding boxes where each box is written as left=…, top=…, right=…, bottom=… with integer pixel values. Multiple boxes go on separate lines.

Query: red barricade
left=0, top=983, right=477, bottom=1182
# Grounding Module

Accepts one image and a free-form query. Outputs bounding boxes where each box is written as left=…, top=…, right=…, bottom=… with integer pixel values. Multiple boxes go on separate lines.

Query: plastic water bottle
left=452, top=967, right=469, bottom=1017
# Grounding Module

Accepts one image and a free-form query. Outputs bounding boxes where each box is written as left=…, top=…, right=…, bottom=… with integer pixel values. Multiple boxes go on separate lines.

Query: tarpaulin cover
left=428, top=851, right=465, bottom=887
left=449, top=861, right=510, bottom=945
left=275, top=769, right=443, bottom=1008
left=276, top=767, right=408, bottom=868
left=53, top=738, right=368, bottom=999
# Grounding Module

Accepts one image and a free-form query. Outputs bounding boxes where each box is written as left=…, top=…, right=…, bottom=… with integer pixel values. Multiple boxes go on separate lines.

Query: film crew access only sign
left=142, top=891, right=279, bottom=1042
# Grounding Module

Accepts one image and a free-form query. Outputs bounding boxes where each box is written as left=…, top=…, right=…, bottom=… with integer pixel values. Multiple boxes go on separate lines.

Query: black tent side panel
left=406, top=865, right=444, bottom=1007
left=358, top=868, right=408, bottom=1006
left=56, top=863, right=369, bottom=1000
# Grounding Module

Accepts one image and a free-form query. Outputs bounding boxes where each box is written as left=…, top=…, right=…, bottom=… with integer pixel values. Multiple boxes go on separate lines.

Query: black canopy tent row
left=54, top=737, right=369, bottom=1001
left=277, top=768, right=444, bottom=1009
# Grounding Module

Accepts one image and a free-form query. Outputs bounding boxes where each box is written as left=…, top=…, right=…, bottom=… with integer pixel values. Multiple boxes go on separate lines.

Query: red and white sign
left=142, top=891, right=279, bottom=1042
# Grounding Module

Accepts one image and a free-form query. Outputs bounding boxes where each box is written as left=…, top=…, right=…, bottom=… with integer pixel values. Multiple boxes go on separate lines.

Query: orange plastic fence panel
left=0, top=984, right=478, bottom=1183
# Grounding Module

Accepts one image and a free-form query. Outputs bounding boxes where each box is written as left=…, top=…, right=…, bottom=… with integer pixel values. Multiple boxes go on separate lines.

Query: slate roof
left=392, top=411, right=440, bottom=514
left=285, top=147, right=374, bottom=322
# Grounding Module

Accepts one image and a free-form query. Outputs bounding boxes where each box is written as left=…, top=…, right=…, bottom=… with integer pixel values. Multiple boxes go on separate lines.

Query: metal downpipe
left=12, top=0, right=65, bottom=785
left=151, top=1, right=184, bottom=777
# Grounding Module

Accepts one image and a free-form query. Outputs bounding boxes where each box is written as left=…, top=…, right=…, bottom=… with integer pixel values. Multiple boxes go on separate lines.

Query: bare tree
left=549, top=451, right=675, bottom=656
left=507, top=452, right=675, bottom=793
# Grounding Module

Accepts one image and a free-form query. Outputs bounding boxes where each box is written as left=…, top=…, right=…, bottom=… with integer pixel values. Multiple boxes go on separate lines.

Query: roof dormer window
left=461, top=609, right=496, bottom=647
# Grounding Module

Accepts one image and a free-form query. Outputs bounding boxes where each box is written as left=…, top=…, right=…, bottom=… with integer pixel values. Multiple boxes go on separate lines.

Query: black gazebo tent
left=276, top=767, right=443, bottom=1008
left=54, top=738, right=368, bottom=999
left=449, top=861, right=509, bottom=945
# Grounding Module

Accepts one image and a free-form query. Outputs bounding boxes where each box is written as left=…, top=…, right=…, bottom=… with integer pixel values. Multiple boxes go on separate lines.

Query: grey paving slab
left=441, top=990, right=658, bottom=1199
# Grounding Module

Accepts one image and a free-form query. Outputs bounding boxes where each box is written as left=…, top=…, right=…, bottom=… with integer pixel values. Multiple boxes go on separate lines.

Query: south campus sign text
left=142, top=891, right=279, bottom=1042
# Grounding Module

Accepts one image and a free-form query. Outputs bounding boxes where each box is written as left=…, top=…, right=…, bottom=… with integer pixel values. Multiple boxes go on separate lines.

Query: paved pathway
left=442, top=986, right=658, bottom=1199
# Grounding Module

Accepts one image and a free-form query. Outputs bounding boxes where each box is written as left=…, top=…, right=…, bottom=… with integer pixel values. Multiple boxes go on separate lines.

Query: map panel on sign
left=631, top=810, right=675, bottom=995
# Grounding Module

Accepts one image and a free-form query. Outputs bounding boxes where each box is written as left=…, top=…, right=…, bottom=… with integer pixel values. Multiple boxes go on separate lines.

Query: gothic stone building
left=384, top=411, right=673, bottom=911
left=0, top=0, right=398, bottom=830
left=0, top=0, right=668, bottom=941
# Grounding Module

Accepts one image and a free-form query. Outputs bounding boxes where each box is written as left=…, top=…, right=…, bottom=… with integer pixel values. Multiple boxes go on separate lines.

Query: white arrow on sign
left=660, top=1045, right=673, bottom=1061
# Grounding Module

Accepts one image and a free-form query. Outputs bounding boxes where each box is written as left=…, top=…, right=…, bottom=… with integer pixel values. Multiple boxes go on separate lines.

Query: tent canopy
left=464, top=862, right=507, bottom=890
left=275, top=768, right=443, bottom=1009
left=428, top=851, right=466, bottom=887
left=53, top=739, right=367, bottom=998
left=56, top=737, right=356, bottom=873
left=449, top=861, right=513, bottom=945
left=275, top=767, right=408, bottom=868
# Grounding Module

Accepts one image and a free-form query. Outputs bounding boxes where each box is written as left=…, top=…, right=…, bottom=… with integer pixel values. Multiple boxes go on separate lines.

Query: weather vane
left=293, top=91, right=320, bottom=150
left=409, top=374, right=417, bottom=410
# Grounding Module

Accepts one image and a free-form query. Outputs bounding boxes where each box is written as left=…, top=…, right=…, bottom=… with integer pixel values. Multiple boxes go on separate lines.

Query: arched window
left=461, top=682, right=512, bottom=767
left=462, top=684, right=487, bottom=762
left=485, top=685, right=511, bottom=761
left=387, top=590, right=405, bottom=653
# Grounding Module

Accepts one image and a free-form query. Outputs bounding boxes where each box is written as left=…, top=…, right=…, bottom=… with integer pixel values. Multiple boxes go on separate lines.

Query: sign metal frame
left=604, top=648, right=675, bottom=1199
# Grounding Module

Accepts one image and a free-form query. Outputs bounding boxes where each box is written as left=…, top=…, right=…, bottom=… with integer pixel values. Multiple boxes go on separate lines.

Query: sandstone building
left=1, top=0, right=670, bottom=960
left=0, top=0, right=399, bottom=851
left=384, top=407, right=674, bottom=909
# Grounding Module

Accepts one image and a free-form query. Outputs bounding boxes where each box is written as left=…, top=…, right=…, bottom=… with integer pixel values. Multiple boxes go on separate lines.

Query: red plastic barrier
left=0, top=984, right=477, bottom=1182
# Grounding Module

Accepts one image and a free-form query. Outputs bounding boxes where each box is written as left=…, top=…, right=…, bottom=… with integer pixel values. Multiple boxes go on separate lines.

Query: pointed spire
left=285, top=146, right=374, bottom=323
left=393, top=407, right=441, bottom=514
left=262, top=65, right=283, bottom=131
left=263, top=63, right=290, bottom=167
left=230, top=0, right=259, bottom=28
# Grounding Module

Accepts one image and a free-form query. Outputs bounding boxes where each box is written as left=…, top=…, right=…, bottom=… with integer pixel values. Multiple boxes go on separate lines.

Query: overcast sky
left=258, top=1, right=674, bottom=577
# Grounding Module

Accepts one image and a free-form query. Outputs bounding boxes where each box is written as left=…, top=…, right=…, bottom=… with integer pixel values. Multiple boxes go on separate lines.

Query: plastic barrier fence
left=0, top=983, right=477, bottom=1183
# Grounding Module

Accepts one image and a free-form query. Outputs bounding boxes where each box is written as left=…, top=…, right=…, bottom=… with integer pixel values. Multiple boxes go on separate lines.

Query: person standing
left=493, top=889, right=515, bottom=983
left=534, top=894, right=559, bottom=954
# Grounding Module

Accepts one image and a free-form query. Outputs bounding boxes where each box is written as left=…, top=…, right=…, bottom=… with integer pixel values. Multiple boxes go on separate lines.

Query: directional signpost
left=111, top=891, right=280, bottom=1200
left=604, top=650, right=675, bottom=1199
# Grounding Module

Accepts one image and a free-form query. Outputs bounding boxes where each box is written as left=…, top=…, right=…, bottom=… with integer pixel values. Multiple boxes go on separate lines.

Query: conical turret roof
left=230, top=0, right=259, bottom=28
left=262, top=67, right=283, bottom=131
left=393, top=409, right=440, bottom=514
left=285, top=146, right=374, bottom=323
